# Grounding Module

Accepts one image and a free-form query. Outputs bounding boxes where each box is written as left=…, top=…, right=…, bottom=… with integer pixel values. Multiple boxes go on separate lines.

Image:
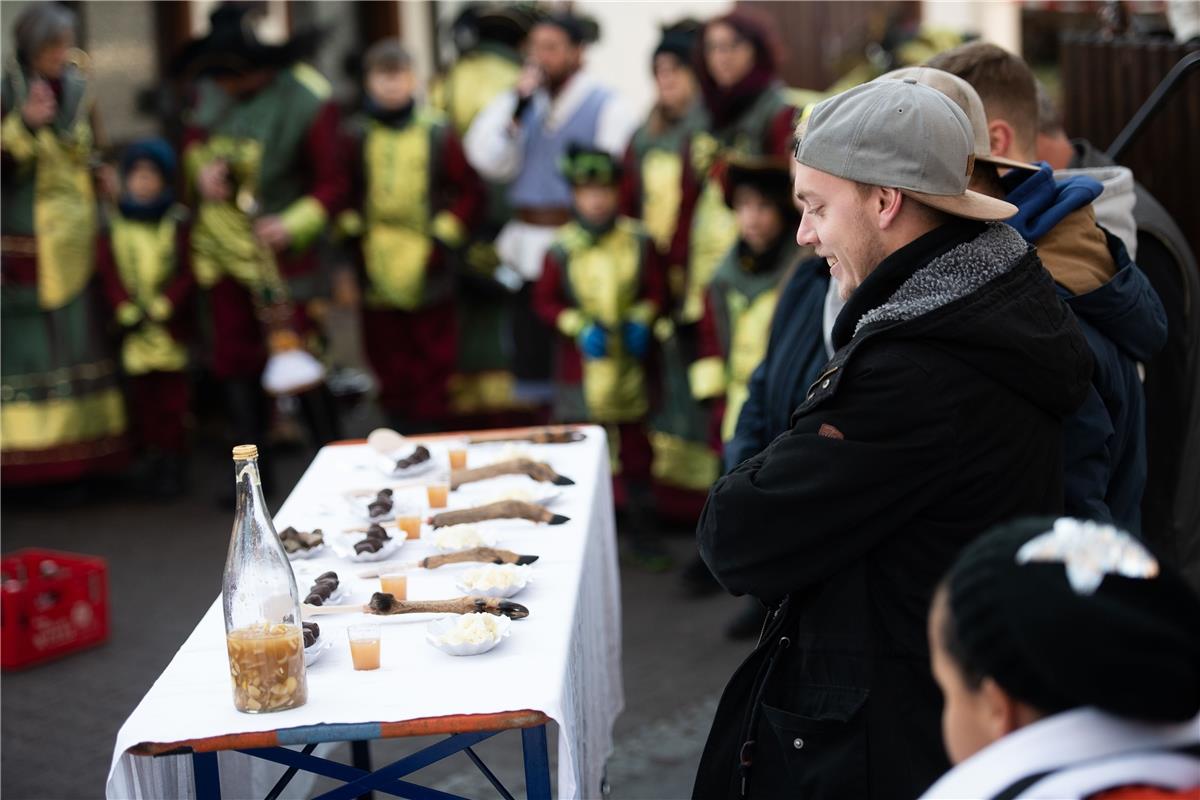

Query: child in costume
left=690, top=155, right=806, bottom=450
left=533, top=144, right=668, bottom=569
left=96, top=138, right=194, bottom=497
left=340, top=40, right=483, bottom=432
left=923, top=517, right=1200, bottom=799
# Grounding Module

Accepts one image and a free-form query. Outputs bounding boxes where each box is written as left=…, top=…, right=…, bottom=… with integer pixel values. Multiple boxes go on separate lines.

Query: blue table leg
left=350, top=740, right=375, bottom=800
left=521, top=725, right=551, bottom=800
left=192, top=751, right=221, bottom=800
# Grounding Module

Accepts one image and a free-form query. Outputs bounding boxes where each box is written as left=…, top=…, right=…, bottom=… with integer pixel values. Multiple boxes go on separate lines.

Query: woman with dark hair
left=669, top=11, right=797, bottom=581
left=670, top=11, right=796, bottom=326
left=925, top=517, right=1200, bottom=798
left=1, top=3, right=130, bottom=487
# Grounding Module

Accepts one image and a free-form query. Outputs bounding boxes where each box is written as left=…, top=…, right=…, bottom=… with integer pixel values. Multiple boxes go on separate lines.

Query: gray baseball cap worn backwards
left=794, top=79, right=1018, bottom=222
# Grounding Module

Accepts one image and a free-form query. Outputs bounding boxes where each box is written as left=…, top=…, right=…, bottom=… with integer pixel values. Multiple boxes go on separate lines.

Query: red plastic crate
left=1, top=548, right=110, bottom=670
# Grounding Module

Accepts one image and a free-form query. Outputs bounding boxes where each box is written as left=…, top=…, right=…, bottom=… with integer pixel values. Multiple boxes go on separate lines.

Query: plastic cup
left=397, top=514, right=422, bottom=540
left=380, top=574, right=407, bottom=600
left=347, top=624, right=381, bottom=670
left=448, top=448, right=468, bottom=470
left=426, top=482, right=449, bottom=509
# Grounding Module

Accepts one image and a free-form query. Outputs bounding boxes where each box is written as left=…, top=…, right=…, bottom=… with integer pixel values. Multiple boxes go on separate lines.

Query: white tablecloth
left=107, top=427, right=624, bottom=799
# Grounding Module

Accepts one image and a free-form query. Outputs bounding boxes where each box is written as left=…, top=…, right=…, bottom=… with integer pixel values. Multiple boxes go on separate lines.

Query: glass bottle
left=222, top=444, right=308, bottom=713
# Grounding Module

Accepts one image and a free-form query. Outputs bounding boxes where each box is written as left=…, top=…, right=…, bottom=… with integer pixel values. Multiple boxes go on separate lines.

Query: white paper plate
left=454, top=564, right=532, bottom=598
left=450, top=473, right=563, bottom=508
left=285, top=542, right=327, bottom=561
left=425, top=613, right=511, bottom=656
left=303, top=636, right=332, bottom=666
left=347, top=535, right=402, bottom=562
left=432, top=525, right=499, bottom=554
left=301, top=581, right=345, bottom=605
left=377, top=452, right=438, bottom=479
left=343, top=492, right=398, bottom=523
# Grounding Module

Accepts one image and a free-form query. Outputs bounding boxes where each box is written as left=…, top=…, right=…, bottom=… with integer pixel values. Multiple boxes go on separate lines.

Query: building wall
left=921, top=0, right=1021, bottom=54
left=575, top=1, right=734, bottom=119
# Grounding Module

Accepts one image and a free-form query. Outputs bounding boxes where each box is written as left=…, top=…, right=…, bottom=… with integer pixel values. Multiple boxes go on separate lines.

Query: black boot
left=680, top=554, right=722, bottom=598
left=620, top=481, right=673, bottom=573
left=216, top=378, right=271, bottom=508
left=296, top=384, right=343, bottom=447
left=147, top=451, right=187, bottom=500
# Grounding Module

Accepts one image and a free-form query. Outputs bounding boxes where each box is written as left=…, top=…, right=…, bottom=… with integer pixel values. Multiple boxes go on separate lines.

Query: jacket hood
left=855, top=222, right=1093, bottom=418
left=1062, top=229, right=1168, bottom=364
left=1054, top=164, right=1138, bottom=260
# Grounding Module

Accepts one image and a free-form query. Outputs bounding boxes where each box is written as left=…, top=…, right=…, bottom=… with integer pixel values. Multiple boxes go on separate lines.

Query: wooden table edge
left=127, top=709, right=553, bottom=756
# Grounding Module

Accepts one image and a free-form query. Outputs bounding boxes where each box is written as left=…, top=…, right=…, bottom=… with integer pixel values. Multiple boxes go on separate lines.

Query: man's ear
left=876, top=186, right=905, bottom=230
left=988, top=119, right=1017, bottom=160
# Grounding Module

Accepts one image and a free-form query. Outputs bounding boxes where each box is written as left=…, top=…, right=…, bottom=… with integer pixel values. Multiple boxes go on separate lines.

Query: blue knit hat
left=120, top=138, right=176, bottom=179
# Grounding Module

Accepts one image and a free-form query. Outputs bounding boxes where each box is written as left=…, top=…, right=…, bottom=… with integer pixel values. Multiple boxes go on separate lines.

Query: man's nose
left=796, top=216, right=818, bottom=247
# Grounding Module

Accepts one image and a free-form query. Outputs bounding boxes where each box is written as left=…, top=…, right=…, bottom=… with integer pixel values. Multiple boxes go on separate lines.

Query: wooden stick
left=356, top=547, right=539, bottom=579
left=302, top=604, right=365, bottom=618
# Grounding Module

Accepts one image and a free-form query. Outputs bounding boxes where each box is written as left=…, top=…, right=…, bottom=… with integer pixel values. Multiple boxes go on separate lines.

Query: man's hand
left=96, top=163, right=119, bottom=202
left=511, top=62, right=543, bottom=126
left=253, top=215, right=291, bottom=252
left=196, top=160, right=231, bottom=202
left=515, top=62, right=543, bottom=100
left=21, top=80, right=57, bottom=129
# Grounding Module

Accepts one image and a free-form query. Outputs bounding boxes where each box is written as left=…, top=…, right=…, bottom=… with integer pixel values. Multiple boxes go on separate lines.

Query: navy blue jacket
left=1003, top=164, right=1167, bottom=533
left=1060, top=230, right=1167, bottom=532
left=724, top=257, right=831, bottom=471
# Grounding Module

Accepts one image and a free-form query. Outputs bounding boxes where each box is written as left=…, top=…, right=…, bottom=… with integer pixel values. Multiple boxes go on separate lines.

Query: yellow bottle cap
left=232, top=444, right=259, bottom=460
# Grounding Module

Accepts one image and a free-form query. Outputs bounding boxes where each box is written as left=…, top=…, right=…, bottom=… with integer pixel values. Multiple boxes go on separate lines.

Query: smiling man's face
left=793, top=163, right=889, bottom=301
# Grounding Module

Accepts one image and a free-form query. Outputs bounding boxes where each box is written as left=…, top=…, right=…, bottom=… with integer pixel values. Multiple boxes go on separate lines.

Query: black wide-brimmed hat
left=171, top=2, right=322, bottom=79
left=451, top=2, right=539, bottom=52
left=723, top=154, right=796, bottom=220
left=654, top=19, right=702, bottom=67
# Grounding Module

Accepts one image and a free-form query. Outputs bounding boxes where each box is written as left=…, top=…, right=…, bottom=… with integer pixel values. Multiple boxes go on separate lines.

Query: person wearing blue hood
left=917, top=49, right=1169, bottom=535
left=95, top=138, right=195, bottom=498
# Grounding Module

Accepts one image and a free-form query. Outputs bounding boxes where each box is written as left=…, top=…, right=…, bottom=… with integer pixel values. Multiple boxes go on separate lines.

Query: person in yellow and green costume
left=618, top=20, right=719, bottom=524
left=690, top=156, right=807, bottom=451
left=173, top=2, right=348, bottom=473
left=339, top=41, right=484, bottom=433
left=95, top=139, right=195, bottom=498
left=533, top=144, right=670, bottom=570
left=1, top=4, right=130, bottom=487
left=429, top=3, right=537, bottom=426
left=686, top=156, right=811, bottom=630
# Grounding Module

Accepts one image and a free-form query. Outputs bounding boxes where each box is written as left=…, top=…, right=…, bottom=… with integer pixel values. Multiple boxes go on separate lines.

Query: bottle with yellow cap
left=221, top=444, right=308, bottom=713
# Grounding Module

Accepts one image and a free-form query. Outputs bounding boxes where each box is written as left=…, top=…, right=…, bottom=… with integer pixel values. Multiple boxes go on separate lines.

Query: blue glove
left=622, top=320, right=651, bottom=359
left=578, top=323, right=608, bottom=359
left=1002, top=163, right=1103, bottom=243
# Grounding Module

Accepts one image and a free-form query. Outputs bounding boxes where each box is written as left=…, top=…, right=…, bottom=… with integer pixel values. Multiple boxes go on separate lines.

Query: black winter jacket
left=694, top=220, right=1093, bottom=800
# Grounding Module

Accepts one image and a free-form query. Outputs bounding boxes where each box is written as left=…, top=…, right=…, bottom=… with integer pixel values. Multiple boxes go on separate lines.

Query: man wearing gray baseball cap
left=693, top=79, right=1095, bottom=799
